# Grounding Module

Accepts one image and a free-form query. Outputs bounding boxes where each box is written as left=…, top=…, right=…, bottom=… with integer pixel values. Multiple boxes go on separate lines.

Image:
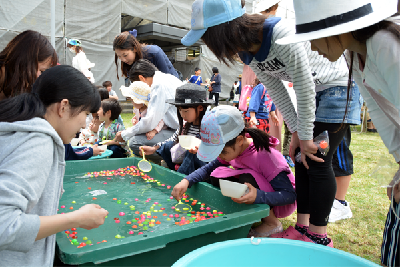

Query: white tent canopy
left=0, top=0, right=295, bottom=99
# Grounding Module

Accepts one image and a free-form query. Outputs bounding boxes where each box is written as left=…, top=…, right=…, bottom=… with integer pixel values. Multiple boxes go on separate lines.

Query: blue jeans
left=315, top=82, right=363, bottom=124
left=157, top=141, right=207, bottom=175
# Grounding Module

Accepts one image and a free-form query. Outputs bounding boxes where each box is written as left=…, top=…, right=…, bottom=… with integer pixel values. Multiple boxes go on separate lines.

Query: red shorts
left=244, top=117, right=270, bottom=133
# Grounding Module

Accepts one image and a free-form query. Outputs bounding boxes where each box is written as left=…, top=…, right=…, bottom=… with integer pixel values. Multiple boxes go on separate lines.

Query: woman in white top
left=277, top=0, right=399, bottom=265
left=67, top=39, right=95, bottom=83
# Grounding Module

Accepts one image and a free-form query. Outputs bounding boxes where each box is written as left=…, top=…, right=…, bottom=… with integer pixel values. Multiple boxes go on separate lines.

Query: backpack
left=239, top=83, right=273, bottom=113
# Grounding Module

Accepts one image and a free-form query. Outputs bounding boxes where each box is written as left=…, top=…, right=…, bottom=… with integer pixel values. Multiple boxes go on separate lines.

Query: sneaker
left=328, top=199, right=353, bottom=223
left=285, top=156, right=295, bottom=167
left=298, top=234, right=334, bottom=248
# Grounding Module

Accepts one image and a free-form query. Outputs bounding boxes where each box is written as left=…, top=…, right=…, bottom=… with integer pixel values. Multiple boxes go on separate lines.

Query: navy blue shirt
left=210, top=74, right=221, bottom=93
left=185, top=159, right=295, bottom=206
left=64, top=144, right=93, bottom=160
left=143, top=45, right=179, bottom=78
left=246, top=83, right=276, bottom=119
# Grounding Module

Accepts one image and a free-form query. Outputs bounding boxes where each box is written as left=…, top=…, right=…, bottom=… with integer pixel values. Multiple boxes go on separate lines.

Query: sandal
left=247, top=224, right=283, bottom=238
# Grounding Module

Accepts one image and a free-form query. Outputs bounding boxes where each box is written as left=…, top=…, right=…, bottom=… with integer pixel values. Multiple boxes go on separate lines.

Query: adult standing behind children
left=67, top=39, right=95, bottom=83
left=277, top=0, right=399, bottom=264
left=209, top=67, right=221, bottom=106
left=182, top=0, right=362, bottom=247
left=113, top=31, right=179, bottom=84
left=114, top=59, right=182, bottom=162
left=0, top=30, right=57, bottom=101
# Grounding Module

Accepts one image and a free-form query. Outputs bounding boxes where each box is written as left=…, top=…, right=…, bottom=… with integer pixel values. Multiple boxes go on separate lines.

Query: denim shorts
left=315, top=82, right=363, bottom=124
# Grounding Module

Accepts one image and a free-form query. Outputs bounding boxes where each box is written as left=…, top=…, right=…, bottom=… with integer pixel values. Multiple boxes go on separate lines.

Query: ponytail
left=244, top=128, right=271, bottom=152
left=0, top=93, right=45, bottom=122
left=224, top=127, right=272, bottom=152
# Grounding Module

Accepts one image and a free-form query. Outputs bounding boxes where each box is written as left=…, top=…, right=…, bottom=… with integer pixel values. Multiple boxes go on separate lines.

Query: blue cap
left=68, top=39, right=81, bottom=46
left=181, top=0, right=246, bottom=46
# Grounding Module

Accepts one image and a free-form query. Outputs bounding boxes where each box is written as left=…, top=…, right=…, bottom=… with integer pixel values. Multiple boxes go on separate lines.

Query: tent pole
left=51, top=0, right=55, bottom=48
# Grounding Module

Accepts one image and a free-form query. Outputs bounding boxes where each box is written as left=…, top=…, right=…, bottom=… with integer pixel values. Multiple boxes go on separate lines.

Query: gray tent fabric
left=123, top=0, right=168, bottom=25
left=0, top=0, right=63, bottom=36
left=0, top=0, right=294, bottom=100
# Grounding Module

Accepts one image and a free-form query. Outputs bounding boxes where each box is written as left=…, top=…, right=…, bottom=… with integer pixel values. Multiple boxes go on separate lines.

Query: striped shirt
left=156, top=124, right=200, bottom=147
left=245, top=20, right=348, bottom=140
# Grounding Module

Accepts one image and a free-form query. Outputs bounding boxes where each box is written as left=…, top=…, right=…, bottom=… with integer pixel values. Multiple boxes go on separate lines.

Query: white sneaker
left=328, top=199, right=353, bottom=223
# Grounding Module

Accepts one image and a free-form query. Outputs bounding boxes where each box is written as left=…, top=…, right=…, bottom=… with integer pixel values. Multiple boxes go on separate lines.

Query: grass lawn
left=120, top=112, right=391, bottom=264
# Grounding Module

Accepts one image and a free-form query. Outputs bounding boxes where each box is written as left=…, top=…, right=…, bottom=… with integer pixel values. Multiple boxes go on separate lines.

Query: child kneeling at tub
left=140, top=83, right=213, bottom=175
left=97, top=99, right=127, bottom=158
left=172, top=105, right=296, bottom=237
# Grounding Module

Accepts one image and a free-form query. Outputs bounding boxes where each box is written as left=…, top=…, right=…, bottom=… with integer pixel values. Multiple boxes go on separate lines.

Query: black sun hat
left=166, top=83, right=214, bottom=106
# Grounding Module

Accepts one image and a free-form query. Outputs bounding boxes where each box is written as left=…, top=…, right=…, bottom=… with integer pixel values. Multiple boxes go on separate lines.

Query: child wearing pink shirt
left=172, top=105, right=296, bottom=237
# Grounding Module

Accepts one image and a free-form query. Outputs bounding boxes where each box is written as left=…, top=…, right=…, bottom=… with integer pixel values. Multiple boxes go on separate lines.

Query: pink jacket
left=211, top=137, right=296, bottom=218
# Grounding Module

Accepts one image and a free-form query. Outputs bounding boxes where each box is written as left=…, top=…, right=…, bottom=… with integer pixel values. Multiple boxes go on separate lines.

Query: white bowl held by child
left=179, top=135, right=202, bottom=150
left=71, top=138, right=79, bottom=146
left=219, top=179, right=249, bottom=198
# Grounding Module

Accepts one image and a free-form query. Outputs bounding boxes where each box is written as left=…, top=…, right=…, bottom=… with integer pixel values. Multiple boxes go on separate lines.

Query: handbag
left=170, top=143, right=186, bottom=164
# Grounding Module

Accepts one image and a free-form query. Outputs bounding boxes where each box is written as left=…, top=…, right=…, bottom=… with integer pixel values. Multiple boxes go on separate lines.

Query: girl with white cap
left=182, top=0, right=362, bottom=246
left=277, top=0, right=399, bottom=265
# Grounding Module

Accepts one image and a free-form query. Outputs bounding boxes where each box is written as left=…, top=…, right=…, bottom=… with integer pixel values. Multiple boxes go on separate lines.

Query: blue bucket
left=172, top=238, right=379, bottom=267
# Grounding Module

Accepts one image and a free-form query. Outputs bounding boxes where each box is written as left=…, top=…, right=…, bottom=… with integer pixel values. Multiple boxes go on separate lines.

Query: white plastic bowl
left=70, top=138, right=79, bottom=146
left=179, top=135, right=202, bottom=150
left=98, top=145, right=107, bottom=151
left=219, top=179, right=249, bottom=198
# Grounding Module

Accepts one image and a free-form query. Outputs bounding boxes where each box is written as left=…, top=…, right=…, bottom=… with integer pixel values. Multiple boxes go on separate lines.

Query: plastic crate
left=56, top=158, right=270, bottom=266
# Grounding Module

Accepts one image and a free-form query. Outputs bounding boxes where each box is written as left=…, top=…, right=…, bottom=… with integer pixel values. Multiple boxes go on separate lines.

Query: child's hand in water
left=188, top=146, right=198, bottom=154
left=172, top=179, right=189, bottom=201
left=72, top=204, right=108, bottom=230
left=231, top=183, right=257, bottom=204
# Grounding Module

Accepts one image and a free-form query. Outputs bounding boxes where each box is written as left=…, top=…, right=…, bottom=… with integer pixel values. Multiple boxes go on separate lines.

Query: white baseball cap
left=197, top=105, right=245, bottom=162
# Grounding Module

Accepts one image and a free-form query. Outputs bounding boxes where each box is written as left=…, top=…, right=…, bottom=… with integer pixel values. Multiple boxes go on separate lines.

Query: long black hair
left=0, top=65, right=100, bottom=123
left=113, top=31, right=145, bottom=79
left=224, top=127, right=272, bottom=153
left=344, top=17, right=400, bottom=120
left=176, top=105, right=208, bottom=144
left=0, top=30, right=58, bottom=98
left=201, top=0, right=265, bottom=66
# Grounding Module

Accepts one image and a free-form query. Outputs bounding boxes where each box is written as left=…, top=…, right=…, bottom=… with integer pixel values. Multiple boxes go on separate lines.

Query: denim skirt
left=315, top=82, right=363, bottom=124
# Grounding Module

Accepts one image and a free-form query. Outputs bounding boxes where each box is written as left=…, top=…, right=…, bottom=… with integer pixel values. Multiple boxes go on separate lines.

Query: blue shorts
left=332, top=127, right=353, bottom=176
left=315, top=82, right=363, bottom=124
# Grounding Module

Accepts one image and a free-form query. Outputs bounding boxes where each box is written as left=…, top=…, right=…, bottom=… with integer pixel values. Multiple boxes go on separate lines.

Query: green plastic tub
left=56, top=158, right=270, bottom=266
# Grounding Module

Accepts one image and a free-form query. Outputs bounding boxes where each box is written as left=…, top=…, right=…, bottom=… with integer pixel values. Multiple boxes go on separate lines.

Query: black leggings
left=295, top=122, right=349, bottom=226
left=209, top=92, right=219, bottom=106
